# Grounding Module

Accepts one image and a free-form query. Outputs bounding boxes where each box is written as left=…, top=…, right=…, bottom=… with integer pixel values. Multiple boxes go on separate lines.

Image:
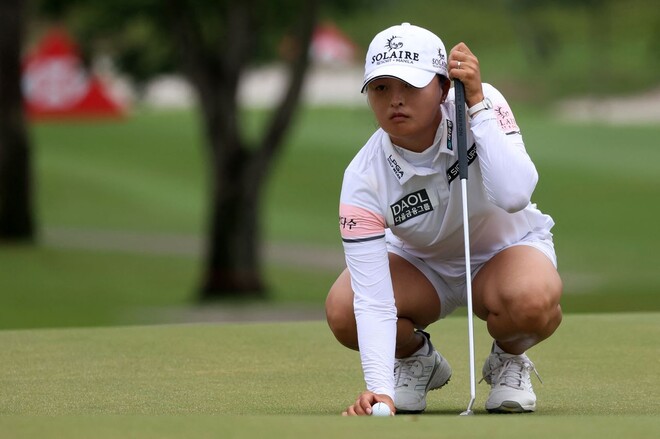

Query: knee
left=505, top=275, right=563, bottom=331
left=325, top=283, right=358, bottom=350
left=325, top=290, right=350, bottom=333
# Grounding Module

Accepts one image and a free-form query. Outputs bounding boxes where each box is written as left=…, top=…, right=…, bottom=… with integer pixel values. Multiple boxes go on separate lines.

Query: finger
left=449, top=47, right=477, bottom=68
left=343, top=404, right=357, bottom=416
left=360, top=399, right=373, bottom=416
left=448, top=61, right=469, bottom=80
left=448, top=56, right=470, bottom=79
left=361, top=392, right=380, bottom=414
left=347, top=394, right=369, bottom=416
left=350, top=400, right=368, bottom=416
left=450, top=42, right=474, bottom=57
left=451, top=60, right=469, bottom=72
left=347, top=391, right=369, bottom=414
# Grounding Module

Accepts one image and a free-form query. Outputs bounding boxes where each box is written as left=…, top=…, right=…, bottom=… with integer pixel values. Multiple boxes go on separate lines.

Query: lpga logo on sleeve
left=495, top=105, right=520, bottom=134
left=390, top=189, right=433, bottom=226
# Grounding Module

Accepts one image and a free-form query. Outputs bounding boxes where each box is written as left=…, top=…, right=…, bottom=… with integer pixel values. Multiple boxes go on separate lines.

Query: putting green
left=0, top=313, right=658, bottom=437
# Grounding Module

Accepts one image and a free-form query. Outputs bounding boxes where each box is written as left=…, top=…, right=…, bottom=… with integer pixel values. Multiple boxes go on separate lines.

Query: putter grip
left=454, top=80, right=468, bottom=180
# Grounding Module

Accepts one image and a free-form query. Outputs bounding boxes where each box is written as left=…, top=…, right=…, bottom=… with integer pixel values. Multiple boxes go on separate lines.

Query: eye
left=372, top=84, right=387, bottom=92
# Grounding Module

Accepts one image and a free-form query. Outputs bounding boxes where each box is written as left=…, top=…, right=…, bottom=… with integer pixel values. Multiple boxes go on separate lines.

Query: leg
left=472, top=245, right=563, bottom=354
left=326, top=252, right=452, bottom=413
left=325, top=252, right=441, bottom=358
left=472, top=245, right=563, bottom=413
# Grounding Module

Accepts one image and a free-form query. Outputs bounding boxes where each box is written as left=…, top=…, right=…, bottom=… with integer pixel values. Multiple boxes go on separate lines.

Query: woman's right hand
left=341, top=391, right=395, bottom=416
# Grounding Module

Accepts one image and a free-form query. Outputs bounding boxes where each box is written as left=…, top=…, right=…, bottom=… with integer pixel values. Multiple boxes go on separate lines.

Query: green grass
left=0, top=314, right=658, bottom=437
left=0, top=245, right=200, bottom=329
left=518, top=115, right=660, bottom=311
left=0, top=416, right=657, bottom=439
left=34, top=110, right=207, bottom=234
left=0, top=243, right=338, bottom=329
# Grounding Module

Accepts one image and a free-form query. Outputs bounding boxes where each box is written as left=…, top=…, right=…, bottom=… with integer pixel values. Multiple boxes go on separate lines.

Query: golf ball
left=371, top=402, right=392, bottom=417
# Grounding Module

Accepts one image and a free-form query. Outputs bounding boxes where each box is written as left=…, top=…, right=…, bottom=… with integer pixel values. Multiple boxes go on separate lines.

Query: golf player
left=325, top=23, right=563, bottom=415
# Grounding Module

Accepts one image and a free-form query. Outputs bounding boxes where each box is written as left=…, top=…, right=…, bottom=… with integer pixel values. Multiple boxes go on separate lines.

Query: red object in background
left=22, top=28, right=124, bottom=120
left=311, top=22, right=358, bottom=65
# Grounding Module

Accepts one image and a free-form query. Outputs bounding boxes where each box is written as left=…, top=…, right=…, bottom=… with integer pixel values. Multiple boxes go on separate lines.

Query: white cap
left=361, top=23, right=448, bottom=93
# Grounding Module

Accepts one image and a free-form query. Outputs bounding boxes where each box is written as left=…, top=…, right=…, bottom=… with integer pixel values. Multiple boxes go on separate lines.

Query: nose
left=390, top=90, right=404, bottom=107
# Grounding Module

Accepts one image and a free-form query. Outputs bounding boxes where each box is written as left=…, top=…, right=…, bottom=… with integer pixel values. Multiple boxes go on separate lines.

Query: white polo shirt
left=338, top=83, right=555, bottom=399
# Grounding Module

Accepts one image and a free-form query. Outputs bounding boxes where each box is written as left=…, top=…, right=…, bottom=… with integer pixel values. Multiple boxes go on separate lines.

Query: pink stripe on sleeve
left=339, top=203, right=386, bottom=239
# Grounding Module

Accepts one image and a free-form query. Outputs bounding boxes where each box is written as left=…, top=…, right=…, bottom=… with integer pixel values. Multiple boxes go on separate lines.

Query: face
left=367, top=76, right=448, bottom=152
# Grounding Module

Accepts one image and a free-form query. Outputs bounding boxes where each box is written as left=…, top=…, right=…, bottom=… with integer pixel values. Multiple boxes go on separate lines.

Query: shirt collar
left=381, top=111, right=455, bottom=185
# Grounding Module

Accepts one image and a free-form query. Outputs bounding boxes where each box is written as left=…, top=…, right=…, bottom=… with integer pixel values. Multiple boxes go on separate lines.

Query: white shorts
left=386, top=235, right=557, bottom=319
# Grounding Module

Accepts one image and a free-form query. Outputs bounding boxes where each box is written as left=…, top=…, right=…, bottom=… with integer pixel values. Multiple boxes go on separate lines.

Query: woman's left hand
left=448, top=42, right=484, bottom=107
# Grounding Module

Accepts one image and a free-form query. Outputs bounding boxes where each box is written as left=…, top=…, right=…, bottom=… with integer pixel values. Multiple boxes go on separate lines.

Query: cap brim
left=361, top=65, right=436, bottom=93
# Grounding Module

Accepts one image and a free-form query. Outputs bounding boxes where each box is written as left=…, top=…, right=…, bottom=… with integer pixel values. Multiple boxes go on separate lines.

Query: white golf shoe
left=481, top=346, right=541, bottom=413
left=394, top=331, right=452, bottom=413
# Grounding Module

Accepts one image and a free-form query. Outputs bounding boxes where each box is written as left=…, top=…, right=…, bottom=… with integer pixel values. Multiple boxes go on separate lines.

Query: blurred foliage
left=30, top=0, right=376, bottom=83
left=29, top=0, right=659, bottom=100
left=327, top=0, right=660, bottom=101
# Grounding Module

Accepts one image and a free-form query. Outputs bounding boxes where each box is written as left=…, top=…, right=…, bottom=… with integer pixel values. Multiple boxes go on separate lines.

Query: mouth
left=390, top=112, right=409, bottom=121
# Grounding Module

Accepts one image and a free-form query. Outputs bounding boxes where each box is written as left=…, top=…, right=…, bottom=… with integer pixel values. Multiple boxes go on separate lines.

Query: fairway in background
left=518, top=113, right=660, bottom=313
left=33, top=110, right=207, bottom=234
left=1, top=104, right=658, bottom=330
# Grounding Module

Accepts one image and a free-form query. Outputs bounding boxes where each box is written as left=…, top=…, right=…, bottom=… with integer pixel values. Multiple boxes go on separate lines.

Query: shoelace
left=479, top=356, right=542, bottom=390
left=394, top=359, right=424, bottom=387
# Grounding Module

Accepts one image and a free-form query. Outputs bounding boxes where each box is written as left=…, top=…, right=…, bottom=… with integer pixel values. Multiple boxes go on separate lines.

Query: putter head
left=459, top=409, right=474, bottom=416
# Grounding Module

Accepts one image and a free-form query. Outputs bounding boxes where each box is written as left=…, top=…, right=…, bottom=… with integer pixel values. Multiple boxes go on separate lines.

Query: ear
left=439, top=76, right=450, bottom=103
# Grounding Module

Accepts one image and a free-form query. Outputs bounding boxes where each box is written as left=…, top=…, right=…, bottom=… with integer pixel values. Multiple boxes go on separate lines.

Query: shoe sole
left=486, top=400, right=536, bottom=414
left=396, top=355, right=452, bottom=414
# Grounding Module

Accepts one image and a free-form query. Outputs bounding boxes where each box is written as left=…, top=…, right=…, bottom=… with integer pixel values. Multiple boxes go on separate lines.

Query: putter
left=454, top=79, right=477, bottom=416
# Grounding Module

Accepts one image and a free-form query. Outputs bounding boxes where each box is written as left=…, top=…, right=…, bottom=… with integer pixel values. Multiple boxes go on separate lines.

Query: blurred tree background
left=28, top=0, right=660, bottom=100
left=329, top=0, right=660, bottom=100
left=28, top=0, right=362, bottom=299
left=0, top=0, right=658, bottom=329
left=0, top=0, right=35, bottom=241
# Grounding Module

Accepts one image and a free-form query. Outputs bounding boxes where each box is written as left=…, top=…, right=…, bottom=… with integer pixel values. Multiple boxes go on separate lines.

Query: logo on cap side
left=433, top=47, right=446, bottom=69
